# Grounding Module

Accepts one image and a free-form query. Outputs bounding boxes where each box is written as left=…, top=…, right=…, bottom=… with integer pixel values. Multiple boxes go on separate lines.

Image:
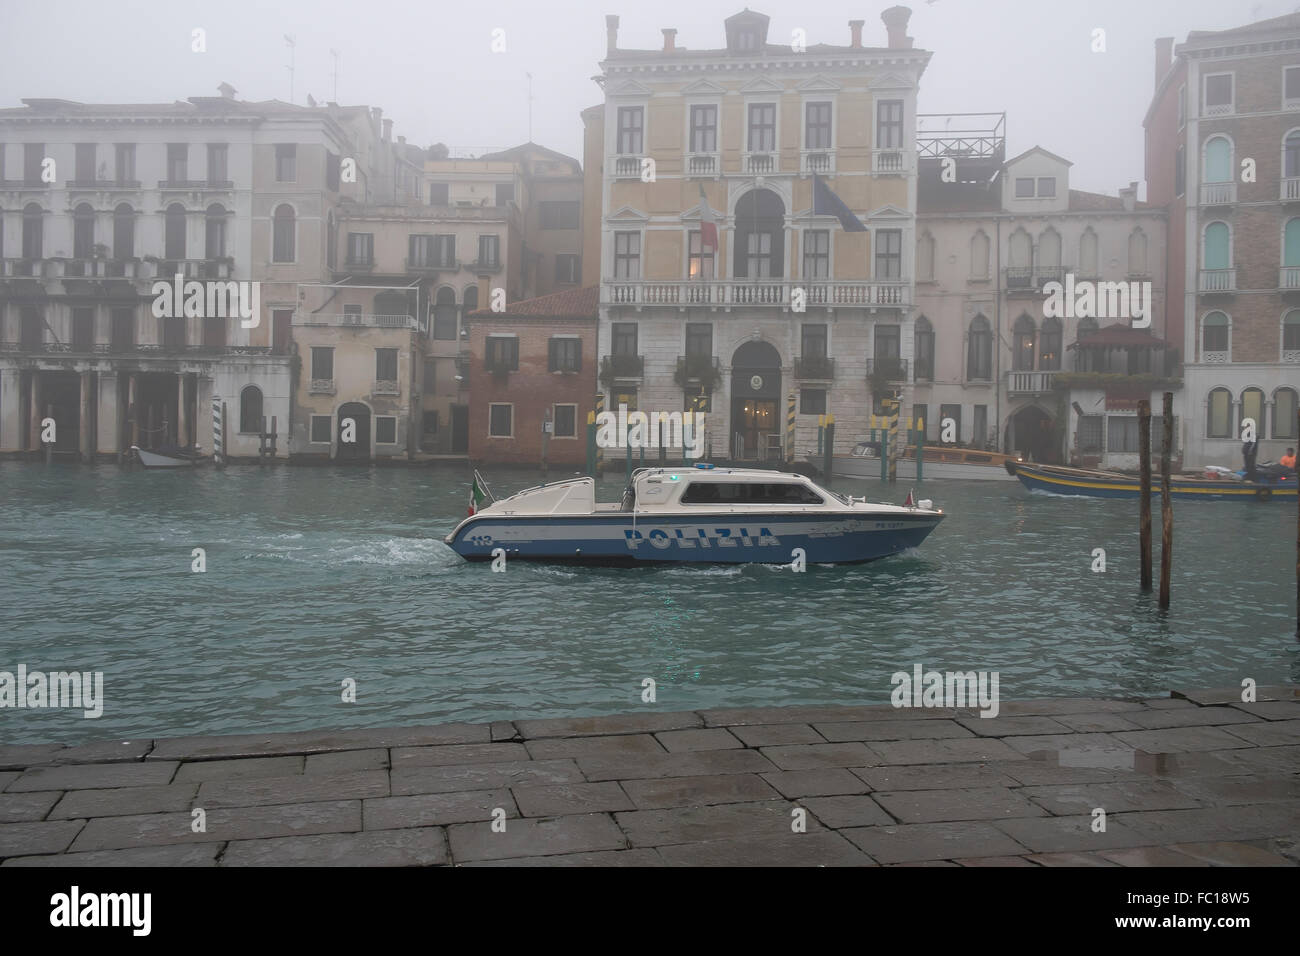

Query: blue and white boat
left=444, top=466, right=945, bottom=565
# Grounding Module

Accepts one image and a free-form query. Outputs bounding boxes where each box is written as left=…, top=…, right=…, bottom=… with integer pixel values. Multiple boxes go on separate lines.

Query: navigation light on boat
left=695, top=463, right=715, bottom=469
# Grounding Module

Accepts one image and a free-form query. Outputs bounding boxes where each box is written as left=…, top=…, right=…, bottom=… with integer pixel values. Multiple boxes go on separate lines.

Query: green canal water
left=1, top=461, right=1296, bottom=744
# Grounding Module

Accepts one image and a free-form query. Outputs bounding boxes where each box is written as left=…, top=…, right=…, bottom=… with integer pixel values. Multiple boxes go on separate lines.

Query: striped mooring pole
left=785, top=391, right=796, bottom=465
left=211, top=395, right=223, bottom=467
left=887, top=399, right=900, bottom=482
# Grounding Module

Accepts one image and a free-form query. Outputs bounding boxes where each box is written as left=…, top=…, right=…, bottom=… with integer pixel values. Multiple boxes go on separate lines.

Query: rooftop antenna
left=526, top=72, right=533, bottom=142
left=330, top=48, right=341, bottom=102
left=284, top=34, right=297, bottom=104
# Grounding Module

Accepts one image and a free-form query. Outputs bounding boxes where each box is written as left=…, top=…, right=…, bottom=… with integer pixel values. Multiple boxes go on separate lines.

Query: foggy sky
left=1, top=0, right=1288, bottom=197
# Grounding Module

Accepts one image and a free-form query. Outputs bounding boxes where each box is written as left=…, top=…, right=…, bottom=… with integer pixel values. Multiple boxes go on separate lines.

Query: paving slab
left=174, top=756, right=304, bottom=783
left=578, top=749, right=776, bottom=782
left=1023, top=851, right=1117, bottom=866
left=993, top=760, right=1131, bottom=786
left=390, top=758, right=583, bottom=797
left=841, top=821, right=1027, bottom=864
left=147, top=724, right=491, bottom=761
left=653, top=728, right=742, bottom=753
left=303, top=749, right=389, bottom=774
left=993, top=815, right=1155, bottom=854
left=1167, top=773, right=1300, bottom=807
left=8, top=761, right=179, bottom=792
left=389, top=743, right=529, bottom=768
left=467, top=849, right=663, bottom=867
left=699, top=705, right=962, bottom=727
left=619, top=773, right=779, bottom=810
left=514, top=712, right=701, bottom=739
left=0, top=772, right=17, bottom=792
left=760, top=768, right=871, bottom=799
left=990, top=699, right=1145, bottom=716
left=1051, top=713, right=1145, bottom=733
left=363, top=789, right=514, bottom=830
left=0, top=791, right=61, bottom=824
left=800, top=794, right=894, bottom=828
left=1141, top=697, right=1197, bottom=710
left=511, top=782, right=635, bottom=817
left=1229, top=702, right=1300, bottom=721
left=728, top=724, right=826, bottom=747
left=1166, top=841, right=1297, bottom=866
left=47, top=739, right=154, bottom=764
left=69, top=800, right=361, bottom=852
left=1174, top=686, right=1294, bottom=706
left=655, top=832, right=874, bottom=867
left=0, top=819, right=86, bottom=857
left=1124, top=707, right=1260, bottom=730
left=525, top=735, right=665, bottom=761
left=489, top=721, right=519, bottom=742
left=853, top=763, right=1020, bottom=792
left=816, top=719, right=975, bottom=742
left=49, top=784, right=198, bottom=820
left=616, top=800, right=809, bottom=848
left=868, top=738, right=1026, bottom=766
left=1098, top=846, right=1209, bottom=866
left=1114, top=804, right=1300, bottom=845
left=0, top=745, right=65, bottom=771
left=1221, top=719, right=1300, bottom=748
left=1112, top=726, right=1258, bottom=753
left=955, top=856, right=1036, bottom=866
left=1003, top=732, right=1135, bottom=756
left=954, top=716, right=1072, bottom=737
left=196, top=769, right=389, bottom=808
left=222, top=828, right=448, bottom=866
left=447, top=812, right=626, bottom=863
left=2, top=843, right=223, bottom=867
left=873, top=787, right=1046, bottom=824
left=1020, top=779, right=1202, bottom=815
left=759, top=742, right=878, bottom=770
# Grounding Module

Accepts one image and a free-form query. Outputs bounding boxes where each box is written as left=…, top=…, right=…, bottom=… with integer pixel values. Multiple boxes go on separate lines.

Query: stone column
left=98, top=371, right=120, bottom=455
left=0, top=369, right=22, bottom=452
left=80, top=370, right=92, bottom=462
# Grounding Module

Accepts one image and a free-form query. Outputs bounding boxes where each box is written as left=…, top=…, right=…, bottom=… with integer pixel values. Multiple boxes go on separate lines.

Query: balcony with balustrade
left=1200, top=181, right=1236, bottom=206
left=599, top=353, right=644, bottom=387
left=1283, top=178, right=1300, bottom=202
left=871, top=148, right=908, bottom=175
left=604, top=278, right=909, bottom=309
left=1004, top=370, right=1057, bottom=395
left=1280, top=267, right=1300, bottom=291
left=1198, top=269, right=1235, bottom=293
left=292, top=312, right=418, bottom=330
left=801, top=150, right=835, bottom=175
left=685, top=153, right=719, bottom=177
left=613, top=156, right=644, bottom=179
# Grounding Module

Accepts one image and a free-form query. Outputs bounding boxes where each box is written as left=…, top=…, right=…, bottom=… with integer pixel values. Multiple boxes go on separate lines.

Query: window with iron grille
left=1078, top=415, right=1102, bottom=452
left=805, top=102, right=832, bottom=149
left=549, top=337, right=581, bottom=372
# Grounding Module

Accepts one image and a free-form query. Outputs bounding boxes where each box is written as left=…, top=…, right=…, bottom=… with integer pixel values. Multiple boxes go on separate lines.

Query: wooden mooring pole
left=1159, top=391, right=1174, bottom=609
left=1138, top=399, right=1152, bottom=592
left=822, top=415, right=835, bottom=490
left=1296, top=406, right=1299, bottom=641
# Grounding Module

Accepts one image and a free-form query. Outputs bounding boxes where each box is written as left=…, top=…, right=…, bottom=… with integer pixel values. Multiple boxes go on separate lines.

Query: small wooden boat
left=1005, top=459, right=1297, bottom=500
left=132, top=445, right=208, bottom=469
left=815, top=442, right=1020, bottom=481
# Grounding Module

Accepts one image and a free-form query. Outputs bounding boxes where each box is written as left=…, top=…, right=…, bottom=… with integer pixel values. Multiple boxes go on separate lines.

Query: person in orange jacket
left=1281, top=447, right=1296, bottom=470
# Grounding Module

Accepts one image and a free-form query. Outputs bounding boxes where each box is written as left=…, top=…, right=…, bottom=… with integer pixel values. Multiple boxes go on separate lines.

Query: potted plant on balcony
left=866, top=358, right=906, bottom=399
left=599, top=354, right=644, bottom=389
left=674, top=355, right=720, bottom=390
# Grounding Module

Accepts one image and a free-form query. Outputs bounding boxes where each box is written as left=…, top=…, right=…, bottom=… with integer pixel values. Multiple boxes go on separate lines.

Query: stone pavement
left=1, top=688, right=1297, bottom=866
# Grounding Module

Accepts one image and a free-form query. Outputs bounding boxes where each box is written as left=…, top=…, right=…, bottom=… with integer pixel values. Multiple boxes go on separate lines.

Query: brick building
left=466, top=285, right=598, bottom=466
left=1145, top=14, right=1300, bottom=468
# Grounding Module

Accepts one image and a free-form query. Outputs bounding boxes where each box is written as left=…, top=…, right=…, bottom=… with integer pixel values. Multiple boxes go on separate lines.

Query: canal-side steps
left=0, top=688, right=1296, bottom=867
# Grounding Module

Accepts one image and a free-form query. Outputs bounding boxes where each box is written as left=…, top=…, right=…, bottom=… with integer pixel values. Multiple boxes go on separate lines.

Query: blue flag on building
left=812, top=173, right=867, bottom=232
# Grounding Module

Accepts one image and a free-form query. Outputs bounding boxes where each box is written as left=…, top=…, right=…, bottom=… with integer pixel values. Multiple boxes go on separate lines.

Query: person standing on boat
left=1241, top=436, right=1259, bottom=481
left=1281, top=448, right=1296, bottom=471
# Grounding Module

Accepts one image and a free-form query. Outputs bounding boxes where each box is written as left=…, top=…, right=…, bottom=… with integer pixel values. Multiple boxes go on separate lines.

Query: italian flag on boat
left=468, top=470, right=492, bottom=516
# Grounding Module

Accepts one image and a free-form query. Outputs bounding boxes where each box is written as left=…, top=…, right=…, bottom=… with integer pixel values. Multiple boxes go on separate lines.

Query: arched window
left=1077, top=316, right=1099, bottom=341
left=1285, top=218, right=1300, bottom=269
left=433, top=286, right=457, bottom=340
left=1129, top=228, right=1148, bottom=276
left=272, top=204, right=295, bottom=263
left=1012, top=313, right=1036, bottom=371
left=164, top=203, right=187, bottom=260
left=1207, top=387, right=1232, bottom=438
left=1040, top=316, right=1062, bottom=371
left=73, top=203, right=95, bottom=260
left=1038, top=227, right=1061, bottom=271
left=113, top=203, right=134, bottom=260
left=1273, top=387, right=1298, bottom=439
left=1007, top=229, right=1032, bottom=289
left=967, top=314, right=992, bottom=381
left=1286, top=130, right=1300, bottom=180
left=1240, top=387, right=1264, bottom=439
left=916, top=232, right=935, bottom=282
left=1204, top=136, right=1232, bottom=183
left=22, top=202, right=43, bottom=260
left=733, top=189, right=785, bottom=278
left=463, top=285, right=479, bottom=312
left=914, top=316, right=934, bottom=380
left=970, top=230, right=989, bottom=279
left=205, top=204, right=227, bottom=259
left=1202, top=311, right=1229, bottom=358
left=1203, top=221, right=1230, bottom=270
left=1284, top=310, right=1300, bottom=358
left=1079, top=228, right=1099, bottom=277
left=239, top=385, right=264, bottom=434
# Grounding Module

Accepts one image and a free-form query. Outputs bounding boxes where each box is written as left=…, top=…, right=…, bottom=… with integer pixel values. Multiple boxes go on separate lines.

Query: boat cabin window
left=680, top=482, right=823, bottom=505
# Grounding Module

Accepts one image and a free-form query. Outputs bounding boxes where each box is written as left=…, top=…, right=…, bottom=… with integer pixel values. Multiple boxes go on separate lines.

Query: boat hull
left=445, top=510, right=944, bottom=565
left=1006, top=460, right=1297, bottom=500
left=132, top=446, right=204, bottom=469
left=827, top=456, right=1016, bottom=482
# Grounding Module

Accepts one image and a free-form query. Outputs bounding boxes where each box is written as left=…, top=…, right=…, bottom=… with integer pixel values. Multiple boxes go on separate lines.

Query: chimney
left=881, top=6, right=913, bottom=50
left=662, top=28, right=677, bottom=52
left=1120, top=180, right=1138, bottom=212
left=606, top=15, right=620, bottom=55
left=1154, top=37, right=1174, bottom=90
left=382, top=118, right=393, bottom=142
left=849, top=20, right=864, bottom=49
left=217, top=82, right=236, bottom=100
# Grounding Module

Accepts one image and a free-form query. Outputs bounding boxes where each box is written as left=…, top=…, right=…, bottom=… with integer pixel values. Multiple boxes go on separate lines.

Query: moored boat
left=813, top=442, right=1020, bottom=481
left=132, top=445, right=208, bottom=469
left=1005, top=459, right=1297, bottom=500
left=444, top=465, right=945, bottom=565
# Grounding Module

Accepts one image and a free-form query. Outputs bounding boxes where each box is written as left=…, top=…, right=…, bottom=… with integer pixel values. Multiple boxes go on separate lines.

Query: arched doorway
left=731, top=340, right=782, bottom=459
left=337, top=402, right=371, bottom=462
left=1007, top=405, right=1057, bottom=463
